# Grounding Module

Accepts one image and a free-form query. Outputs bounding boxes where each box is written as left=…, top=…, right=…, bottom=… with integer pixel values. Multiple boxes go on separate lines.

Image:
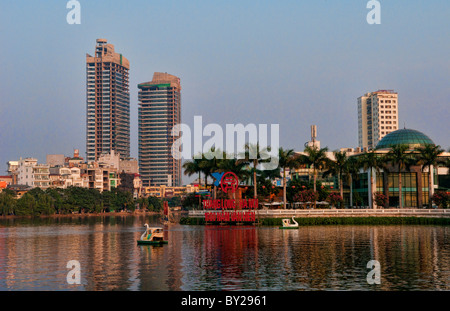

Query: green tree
left=278, top=148, right=303, bottom=208
left=217, top=155, right=250, bottom=200
left=298, top=146, right=329, bottom=208
left=0, top=189, right=17, bottom=216
left=217, top=156, right=250, bottom=181
left=202, top=147, right=224, bottom=199
left=385, top=144, right=415, bottom=209
left=323, top=150, right=349, bottom=207
left=15, top=193, right=36, bottom=216
left=183, top=156, right=203, bottom=186
left=346, top=156, right=362, bottom=208
left=415, top=144, right=445, bottom=208
left=45, top=188, right=65, bottom=214
left=147, top=196, right=163, bottom=212
left=183, top=155, right=205, bottom=208
left=360, top=150, right=386, bottom=209
left=238, top=143, right=272, bottom=199
left=181, top=193, right=198, bottom=210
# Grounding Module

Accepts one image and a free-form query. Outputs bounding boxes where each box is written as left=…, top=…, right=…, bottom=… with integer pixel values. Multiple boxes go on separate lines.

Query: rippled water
left=0, top=215, right=449, bottom=291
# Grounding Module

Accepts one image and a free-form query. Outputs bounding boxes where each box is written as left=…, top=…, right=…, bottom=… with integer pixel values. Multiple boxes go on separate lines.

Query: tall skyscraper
left=86, top=39, right=130, bottom=162
left=358, top=90, right=399, bottom=149
left=138, top=72, right=181, bottom=187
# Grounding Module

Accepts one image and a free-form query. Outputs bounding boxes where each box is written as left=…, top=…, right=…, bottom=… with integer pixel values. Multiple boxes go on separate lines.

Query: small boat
left=161, top=201, right=176, bottom=225
left=279, top=216, right=299, bottom=229
left=137, top=224, right=168, bottom=245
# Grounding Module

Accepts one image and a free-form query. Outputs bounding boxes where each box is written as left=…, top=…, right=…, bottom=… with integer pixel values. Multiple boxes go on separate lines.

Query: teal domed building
left=353, top=128, right=447, bottom=208
left=376, top=128, right=435, bottom=150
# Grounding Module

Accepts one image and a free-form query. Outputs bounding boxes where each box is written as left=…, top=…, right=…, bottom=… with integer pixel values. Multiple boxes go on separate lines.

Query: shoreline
left=0, top=210, right=161, bottom=220
left=180, top=216, right=450, bottom=226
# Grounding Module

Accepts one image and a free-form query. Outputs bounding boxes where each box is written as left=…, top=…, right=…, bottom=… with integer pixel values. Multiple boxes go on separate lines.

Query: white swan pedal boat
left=137, top=224, right=168, bottom=245
left=279, top=216, right=299, bottom=229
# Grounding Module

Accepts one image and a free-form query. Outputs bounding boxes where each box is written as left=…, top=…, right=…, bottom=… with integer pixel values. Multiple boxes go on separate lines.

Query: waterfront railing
left=188, top=208, right=450, bottom=218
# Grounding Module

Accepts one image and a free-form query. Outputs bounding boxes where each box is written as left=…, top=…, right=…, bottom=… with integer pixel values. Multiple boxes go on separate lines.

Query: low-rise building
left=0, top=176, right=13, bottom=190
left=15, top=158, right=50, bottom=189
left=143, top=184, right=199, bottom=198
left=6, top=184, right=33, bottom=198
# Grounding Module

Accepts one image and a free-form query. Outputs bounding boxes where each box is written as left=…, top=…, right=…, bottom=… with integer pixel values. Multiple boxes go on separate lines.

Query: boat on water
left=279, top=216, right=299, bottom=229
left=161, top=201, right=176, bottom=225
left=137, top=224, right=168, bottom=245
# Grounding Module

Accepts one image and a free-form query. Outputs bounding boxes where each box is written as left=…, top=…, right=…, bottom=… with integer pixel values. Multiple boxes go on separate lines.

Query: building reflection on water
left=0, top=216, right=449, bottom=291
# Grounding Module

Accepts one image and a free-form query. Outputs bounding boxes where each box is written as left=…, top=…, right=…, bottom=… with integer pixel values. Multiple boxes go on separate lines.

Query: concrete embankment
left=182, top=209, right=450, bottom=226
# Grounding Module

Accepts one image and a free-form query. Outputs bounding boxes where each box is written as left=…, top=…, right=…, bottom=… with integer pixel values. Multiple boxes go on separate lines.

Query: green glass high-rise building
left=138, top=72, right=181, bottom=187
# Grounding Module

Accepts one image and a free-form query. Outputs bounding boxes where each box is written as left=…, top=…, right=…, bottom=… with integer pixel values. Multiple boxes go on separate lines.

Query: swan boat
left=279, top=216, right=299, bottom=229
left=137, top=224, right=168, bottom=245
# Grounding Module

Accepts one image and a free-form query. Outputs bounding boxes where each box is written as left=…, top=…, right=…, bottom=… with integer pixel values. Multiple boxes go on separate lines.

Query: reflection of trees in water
left=264, top=226, right=450, bottom=290
left=1, top=216, right=449, bottom=290
left=177, top=225, right=450, bottom=290
left=178, top=226, right=260, bottom=290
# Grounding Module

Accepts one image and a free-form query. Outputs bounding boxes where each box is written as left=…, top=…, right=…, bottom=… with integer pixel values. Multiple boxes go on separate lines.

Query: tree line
left=182, top=143, right=450, bottom=209
left=0, top=186, right=165, bottom=217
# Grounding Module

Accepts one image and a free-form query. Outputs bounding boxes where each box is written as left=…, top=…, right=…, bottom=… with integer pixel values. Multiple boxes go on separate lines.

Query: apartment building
left=138, top=72, right=182, bottom=187
left=16, top=158, right=50, bottom=189
left=358, top=90, right=399, bottom=149
left=86, top=39, right=130, bottom=162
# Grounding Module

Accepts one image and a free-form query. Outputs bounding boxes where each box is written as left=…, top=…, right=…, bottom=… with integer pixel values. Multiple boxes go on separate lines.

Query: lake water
left=0, top=215, right=449, bottom=291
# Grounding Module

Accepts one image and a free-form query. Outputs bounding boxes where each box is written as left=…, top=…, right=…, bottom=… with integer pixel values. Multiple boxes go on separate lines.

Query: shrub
left=293, top=189, right=318, bottom=204
left=326, top=192, right=343, bottom=208
left=432, top=191, right=449, bottom=208
left=374, top=192, right=389, bottom=208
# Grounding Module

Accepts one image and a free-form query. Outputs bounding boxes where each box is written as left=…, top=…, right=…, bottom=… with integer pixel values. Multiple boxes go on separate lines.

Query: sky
left=0, top=0, right=449, bottom=183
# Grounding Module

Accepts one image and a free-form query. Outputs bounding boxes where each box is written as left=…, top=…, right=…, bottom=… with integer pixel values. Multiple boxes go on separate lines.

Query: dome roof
left=376, top=128, right=435, bottom=149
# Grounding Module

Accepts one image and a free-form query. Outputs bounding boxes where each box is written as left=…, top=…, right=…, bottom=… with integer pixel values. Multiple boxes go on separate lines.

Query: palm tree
left=360, top=150, right=386, bottom=209
left=182, top=156, right=203, bottom=186
left=277, top=148, right=300, bottom=208
left=238, top=143, right=271, bottom=199
left=217, top=155, right=251, bottom=201
left=415, top=144, right=444, bottom=208
left=385, top=144, right=414, bottom=209
left=323, top=150, right=349, bottom=206
left=299, top=146, right=329, bottom=208
left=218, top=156, right=250, bottom=181
left=202, top=147, right=224, bottom=199
left=346, top=156, right=361, bottom=208
left=183, top=155, right=205, bottom=209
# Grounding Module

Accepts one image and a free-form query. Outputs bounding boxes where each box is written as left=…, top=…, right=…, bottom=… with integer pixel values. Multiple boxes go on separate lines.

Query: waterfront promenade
left=189, top=208, right=450, bottom=219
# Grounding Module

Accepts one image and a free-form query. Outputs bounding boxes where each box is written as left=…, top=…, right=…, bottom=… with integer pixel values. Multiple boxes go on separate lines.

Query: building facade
left=138, top=72, right=182, bottom=187
left=86, top=39, right=130, bottom=162
left=358, top=90, right=399, bottom=150
left=16, top=158, right=50, bottom=189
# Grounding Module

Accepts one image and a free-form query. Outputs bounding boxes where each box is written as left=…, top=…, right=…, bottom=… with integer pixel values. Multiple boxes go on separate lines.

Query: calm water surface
left=0, top=215, right=449, bottom=291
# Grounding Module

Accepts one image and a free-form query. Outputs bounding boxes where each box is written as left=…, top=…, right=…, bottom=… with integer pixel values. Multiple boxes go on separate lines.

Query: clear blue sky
left=0, top=0, right=449, bottom=179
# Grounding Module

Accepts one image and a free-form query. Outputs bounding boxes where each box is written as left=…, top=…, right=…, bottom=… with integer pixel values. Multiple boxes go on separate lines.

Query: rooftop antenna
left=404, top=121, right=406, bottom=129
left=311, top=125, right=317, bottom=143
